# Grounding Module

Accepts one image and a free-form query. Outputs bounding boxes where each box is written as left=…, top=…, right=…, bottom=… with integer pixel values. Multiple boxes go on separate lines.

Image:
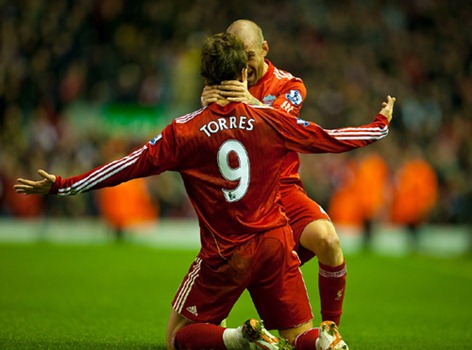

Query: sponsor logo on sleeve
left=297, top=118, right=309, bottom=127
left=286, top=90, right=303, bottom=105
left=149, top=133, right=162, bottom=145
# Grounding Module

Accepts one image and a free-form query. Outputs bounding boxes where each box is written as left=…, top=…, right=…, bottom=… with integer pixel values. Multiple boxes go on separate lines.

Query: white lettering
left=239, top=116, right=247, bottom=129
left=229, top=116, right=237, bottom=129
left=199, top=116, right=256, bottom=137
left=207, top=121, right=219, bottom=133
left=200, top=125, right=211, bottom=137
left=218, top=118, right=228, bottom=130
left=246, top=118, right=255, bottom=131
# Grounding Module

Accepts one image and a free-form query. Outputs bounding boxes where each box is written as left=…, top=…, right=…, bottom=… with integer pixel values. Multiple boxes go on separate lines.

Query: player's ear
left=262, top=40, right=269, bottom=57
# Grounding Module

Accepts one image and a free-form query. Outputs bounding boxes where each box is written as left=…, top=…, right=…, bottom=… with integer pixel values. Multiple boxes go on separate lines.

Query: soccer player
left=202, top=19, right=348, bottom=325
left=15, top=33, right=395, bottom=350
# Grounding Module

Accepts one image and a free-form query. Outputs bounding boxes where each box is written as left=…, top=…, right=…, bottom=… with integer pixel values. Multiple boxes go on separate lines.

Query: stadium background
left=1, top=1, right=472, bottom=349
left=1, top=0, right=472, bottom=231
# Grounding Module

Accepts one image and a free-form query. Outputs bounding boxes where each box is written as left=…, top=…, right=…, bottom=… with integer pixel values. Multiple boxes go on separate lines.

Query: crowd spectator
left=1, top=0, right=471, bottom=225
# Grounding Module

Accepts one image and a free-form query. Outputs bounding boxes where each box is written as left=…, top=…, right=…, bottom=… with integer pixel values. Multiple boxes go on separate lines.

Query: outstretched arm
left=14, top=146, right=159, bottom=196
left=269, top=95, right=396, bottom=154
left=314, top=95, right=396, bottom=152
left=13, top=126, right=178, bottom=197
left=14, top=170, right=56, bottom=195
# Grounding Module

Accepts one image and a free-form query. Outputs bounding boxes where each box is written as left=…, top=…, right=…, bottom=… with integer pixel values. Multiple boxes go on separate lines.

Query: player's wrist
left=249, top=96, right=261, bottom=106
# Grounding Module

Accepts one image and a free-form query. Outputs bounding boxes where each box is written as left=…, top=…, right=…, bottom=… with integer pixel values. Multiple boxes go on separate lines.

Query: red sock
left=318, top=260, right=347, bottom=325
left=173, top=323, right=226, bottom=350
left=293, top=328, right=319, bottom=350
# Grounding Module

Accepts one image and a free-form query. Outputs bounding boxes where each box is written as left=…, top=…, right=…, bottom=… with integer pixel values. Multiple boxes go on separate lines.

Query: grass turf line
left=1, top=243, right=471, bottom=349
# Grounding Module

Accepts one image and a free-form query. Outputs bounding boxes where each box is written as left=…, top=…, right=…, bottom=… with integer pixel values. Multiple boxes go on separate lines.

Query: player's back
left=166, top=102, right=290, bottom=258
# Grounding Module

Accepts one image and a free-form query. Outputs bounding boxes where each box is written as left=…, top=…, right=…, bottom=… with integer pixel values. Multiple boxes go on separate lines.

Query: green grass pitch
left=0, top=242, right=471, bottom=349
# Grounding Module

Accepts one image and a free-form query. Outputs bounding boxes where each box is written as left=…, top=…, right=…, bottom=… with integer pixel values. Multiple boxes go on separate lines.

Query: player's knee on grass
left=166, top=309, right=193, bottom=350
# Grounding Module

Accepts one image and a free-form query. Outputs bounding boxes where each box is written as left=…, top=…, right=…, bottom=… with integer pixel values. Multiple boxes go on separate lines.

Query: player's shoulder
left=163, top=106, right=209, bottom=144
left=174, top=106, right=207, bottom=124
left=269, top=61, right=303, bottom=84
left=248, top=103, right=293, bottom=120
left=273, top=65, right=296, bottom=81
left=266, top=62, right=306, bottom=99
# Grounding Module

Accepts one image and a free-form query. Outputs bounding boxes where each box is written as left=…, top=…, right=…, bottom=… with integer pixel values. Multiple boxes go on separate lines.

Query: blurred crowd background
left=1, top=0, right=471, bottom=233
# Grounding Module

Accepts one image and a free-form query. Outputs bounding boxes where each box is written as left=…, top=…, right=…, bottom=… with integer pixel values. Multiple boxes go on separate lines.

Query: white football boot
left=316, top=321, right=349, bottom=350
left=242, top=319, right=292, bottom=350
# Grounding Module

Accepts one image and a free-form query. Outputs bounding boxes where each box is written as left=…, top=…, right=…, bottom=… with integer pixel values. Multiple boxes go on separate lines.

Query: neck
left=262, top=60, right=269, bottom=76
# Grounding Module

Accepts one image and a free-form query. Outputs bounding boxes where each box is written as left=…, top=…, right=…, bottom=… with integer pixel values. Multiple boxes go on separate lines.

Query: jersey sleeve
left=260, top=108, right=390, bottom=154
left=50, top=124, right=179, bottom=196
left=270, top=78, right=306, bottom=118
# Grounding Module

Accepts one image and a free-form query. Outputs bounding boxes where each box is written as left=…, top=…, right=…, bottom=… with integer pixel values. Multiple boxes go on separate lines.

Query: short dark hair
left=201, top=33, right=248, bottom=86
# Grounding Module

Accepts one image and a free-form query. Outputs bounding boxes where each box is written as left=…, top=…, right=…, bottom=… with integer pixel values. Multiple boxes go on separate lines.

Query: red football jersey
left=51, top=102, right=388, bottom=260
left=249, top=59, right=307, bottom=185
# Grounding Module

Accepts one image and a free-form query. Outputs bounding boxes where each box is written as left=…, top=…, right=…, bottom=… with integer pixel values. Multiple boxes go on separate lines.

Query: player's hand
left=14, top=169, right=56, bottom=195
left=218, top=80, right=262, bottom=105
left=379, top=95, right=396, bottom=123
left=201, top=86, right=223, bottom=106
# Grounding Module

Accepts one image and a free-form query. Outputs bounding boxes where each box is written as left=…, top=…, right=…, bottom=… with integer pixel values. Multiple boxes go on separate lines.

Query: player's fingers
left=16, top=178, right=37, bottom=186
left=202, top=90, right=221, bottom=100
left=220, top=90, right=244, bottom=97
left=205, top=97, right=218, bottom=103
left=14, top=184, right=31, bottom=190
left=218, top=86, right=245, bottom=93
left=37, top=169, right=48, bottom=177
left=219, top=83, right=245, bottom=91
left=37, top=169, right=56, bottom=184
left=14, top=186, right=26, bottom=194
left=14, top=181, right=48, bottom=194
left=220, top=80, right=243, bottom=86
left=203, top=85, right=219, bottom=93
left=226, top=97, right=246, bottom=102
left=202, top=91, right=221, bottom=99
left=13, top=184, right=34, bottom=194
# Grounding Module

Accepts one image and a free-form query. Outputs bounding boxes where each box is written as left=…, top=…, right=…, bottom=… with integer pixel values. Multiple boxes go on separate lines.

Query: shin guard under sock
left=318, top=260, right=347, bottom=325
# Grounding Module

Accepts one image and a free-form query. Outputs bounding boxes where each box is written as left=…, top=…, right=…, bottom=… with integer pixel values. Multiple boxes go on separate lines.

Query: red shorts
left=171, top=225, right=313, bottom=330
left=280, top=183, right=331, bottom=264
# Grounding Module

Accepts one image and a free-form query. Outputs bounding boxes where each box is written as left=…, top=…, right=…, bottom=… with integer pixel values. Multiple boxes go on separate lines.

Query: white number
left=217, top=139, right=250, bottom=202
